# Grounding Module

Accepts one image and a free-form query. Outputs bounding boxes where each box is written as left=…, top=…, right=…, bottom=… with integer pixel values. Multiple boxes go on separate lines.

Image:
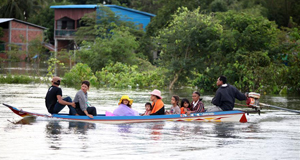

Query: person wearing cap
left=149, top=89, right=165, bottom=115
left=187, top=91, right=205, bottom=114
left=208, top=75, right=247, bottom=112
left=74, top=81, right=97, bottom=118
left=113, top=95, right=139, bottom=116
left=45, top=77, right=76, bottom=115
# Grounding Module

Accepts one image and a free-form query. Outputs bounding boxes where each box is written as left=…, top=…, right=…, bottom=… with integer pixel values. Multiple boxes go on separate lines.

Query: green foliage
left=146, top=0, right=210, bottom=36
left=78, top=26, right=139, bottom=71
left=46, top=57, right=65, bottom=78
left=62, top=62, right=167, bottom=89
left=0, top=74, right=41, bottom=84
left=280, top=27, right=300, bottom=93
left=0, top=0, right=38, bottom=20
left=6, top=44, right=24, bottom=61
left=28, top=37, right=47, bottom=61
left=0, top=27, right=3, bottom=42
left=156, top=7, right=223, bottom=89
left=94, top=62, right=167, bottom=88
left=62, top=63, right=95, bottom=88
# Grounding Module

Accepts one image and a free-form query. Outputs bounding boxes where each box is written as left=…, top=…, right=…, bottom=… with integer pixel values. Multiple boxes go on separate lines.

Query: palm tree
left=0, top=0, right=44, bottom=20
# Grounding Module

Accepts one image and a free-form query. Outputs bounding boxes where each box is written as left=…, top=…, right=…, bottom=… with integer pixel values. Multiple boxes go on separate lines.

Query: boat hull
left=3, top=103, right=247, bottom=124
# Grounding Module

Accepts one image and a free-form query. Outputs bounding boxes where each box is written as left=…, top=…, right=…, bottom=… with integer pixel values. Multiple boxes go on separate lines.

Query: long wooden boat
left=3, top=103, right=247, bottom=124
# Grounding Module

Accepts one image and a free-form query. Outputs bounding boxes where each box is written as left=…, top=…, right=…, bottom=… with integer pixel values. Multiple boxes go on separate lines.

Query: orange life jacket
left=151, top=99, right=164, bottom=114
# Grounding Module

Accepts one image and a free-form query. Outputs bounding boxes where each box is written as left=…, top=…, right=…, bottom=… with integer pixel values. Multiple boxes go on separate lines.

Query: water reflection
left=150, top=123, right=165, bottom=140
left=45, top=121, right=62, bottom=150
left=45, top=121, right=96, bottom=150
left=118, top=124, right=132, bottom=133
left=8, top=116, right=36, bottom=125
left=68, top=121, right=96, bottom=134
left=214, top=123, right=237, bottom=138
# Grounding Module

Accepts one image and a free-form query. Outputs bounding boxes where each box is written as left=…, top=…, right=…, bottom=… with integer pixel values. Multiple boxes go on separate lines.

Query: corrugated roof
left=106, top=5, right=156, bottom=17
left=0, top=18, right=13, bottom=23
left=50, top=5, right=98, bottom=9
left=0, top=18, right=47, bottom=29
left=50, top=4, right=155, bottom=17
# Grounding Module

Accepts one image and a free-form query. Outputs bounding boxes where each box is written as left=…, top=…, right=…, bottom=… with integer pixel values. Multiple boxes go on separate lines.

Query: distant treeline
left=0, top=0, right=299, bottom=94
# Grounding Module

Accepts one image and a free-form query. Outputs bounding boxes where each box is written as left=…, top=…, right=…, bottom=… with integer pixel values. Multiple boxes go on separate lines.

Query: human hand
left=186, top=111, right=191, bottom=116
left=87, top=114, right=94, bottom=118
left=71, top=102, right=76, bottom=108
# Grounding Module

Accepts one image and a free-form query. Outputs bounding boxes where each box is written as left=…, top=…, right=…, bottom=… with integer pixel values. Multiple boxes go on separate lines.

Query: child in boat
left=169, top=95, right=181, bottom=114
left=113, top=95, right=139, bottom=116
left=180, top=98, right=191, bottom=114
left=142, top=102, right=153, bottom=116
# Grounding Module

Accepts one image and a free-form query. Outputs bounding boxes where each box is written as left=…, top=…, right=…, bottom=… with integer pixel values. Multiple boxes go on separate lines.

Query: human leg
left=52, top=102, right=66, bottom=114
left=63, top=97, right=77, bottom=115
left=206, top=106, right=223, bottom=112
left=87, top=107, right=97, bottom=116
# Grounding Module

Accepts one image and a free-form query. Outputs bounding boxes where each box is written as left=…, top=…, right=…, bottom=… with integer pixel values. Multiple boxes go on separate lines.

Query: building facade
left=0, top=18, right=46, bottom=59
left=50, top=4, right=155, bottom=52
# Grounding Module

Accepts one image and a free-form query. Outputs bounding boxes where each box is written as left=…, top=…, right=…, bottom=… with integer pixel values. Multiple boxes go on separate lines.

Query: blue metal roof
left=50, top=5, right=98, bottom=9
left=50, top=4, right=155, bottom=17
left=105, top=5, right=155, bottom=17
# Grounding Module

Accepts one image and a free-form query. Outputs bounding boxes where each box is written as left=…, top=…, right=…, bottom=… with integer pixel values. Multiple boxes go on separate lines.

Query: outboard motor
left=247, top=92, right=260, bottom=106
left=246, top=92, right=261, bottom=115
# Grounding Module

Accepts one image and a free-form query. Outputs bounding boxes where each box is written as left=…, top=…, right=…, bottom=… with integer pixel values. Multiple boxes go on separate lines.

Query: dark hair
left=145, top=102, right=153, bottom=110
left=219, top=75, right=227, bottom=84
left=156, top=96, right=161, bottom=99
left=181, top=99, right=191, bottom=108
left=82, top=80, right=90, bottom=87
left=122, top=99, right=131, bottom=107
left=172, top=95, right=180, bottom=105
left=193, top=91, right=200, bottom=96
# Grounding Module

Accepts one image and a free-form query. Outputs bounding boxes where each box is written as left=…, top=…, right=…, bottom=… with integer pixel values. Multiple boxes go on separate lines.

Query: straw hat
left=150, top=89, right=162, bottom=99
left=118, top=95, right=133, bottom=105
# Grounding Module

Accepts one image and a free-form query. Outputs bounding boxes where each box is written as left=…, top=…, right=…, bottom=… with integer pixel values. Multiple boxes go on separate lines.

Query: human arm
left=57, top=95, right=75, bottom=107
left=234, top=87, right=247, bottom=101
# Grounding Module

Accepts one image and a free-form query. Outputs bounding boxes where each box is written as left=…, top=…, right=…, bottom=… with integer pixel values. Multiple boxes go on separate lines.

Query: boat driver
left=208, top=75, right=248, bottom=112
left=45, top=77, right=77, bottom=115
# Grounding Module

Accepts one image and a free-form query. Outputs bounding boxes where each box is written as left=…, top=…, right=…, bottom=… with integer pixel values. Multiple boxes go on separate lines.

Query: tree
left=156, top=7, right=222, bottom=89
left=0, top=0, right=42, bottom=20
left=78, top=26, right=139, bottom=71
left=213, top=11, right=280, bottom=91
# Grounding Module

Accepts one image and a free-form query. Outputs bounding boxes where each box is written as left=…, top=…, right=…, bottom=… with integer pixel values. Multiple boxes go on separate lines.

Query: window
left=57, top=17, right=75, bottom=30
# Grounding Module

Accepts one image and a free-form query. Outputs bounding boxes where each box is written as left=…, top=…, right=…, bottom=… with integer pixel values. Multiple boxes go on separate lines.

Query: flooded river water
left=0, top=83, right=299, bottom=160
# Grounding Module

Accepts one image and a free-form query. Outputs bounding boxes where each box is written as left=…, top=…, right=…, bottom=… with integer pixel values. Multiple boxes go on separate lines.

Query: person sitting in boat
left=187, top=91, right=205, bottom=114
left=73, top=81, right=97, bottom=118
left=166, top=95, right=180, bottom=114
left=208, top=75, right=247, bottom=112
left=149, top=89, right=165, bottom=115
left=113, top=95, right=139, bottom=116
left=45, top=77, right=76, bottom=115
left=141, top=102, right=153, bottom=116
left=180, top=99, right=191, bottom=114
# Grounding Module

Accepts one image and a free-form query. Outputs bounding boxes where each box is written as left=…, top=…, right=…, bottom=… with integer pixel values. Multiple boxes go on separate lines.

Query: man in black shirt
left=208, top=75, right=247, bottom=112
left=45, top=77, right=76, bottom=114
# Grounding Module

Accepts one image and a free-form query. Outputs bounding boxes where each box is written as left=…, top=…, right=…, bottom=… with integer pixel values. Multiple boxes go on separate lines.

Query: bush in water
left=62, top=62, right=167, bottom=89
left=0, top=74, right=41, bottom=84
